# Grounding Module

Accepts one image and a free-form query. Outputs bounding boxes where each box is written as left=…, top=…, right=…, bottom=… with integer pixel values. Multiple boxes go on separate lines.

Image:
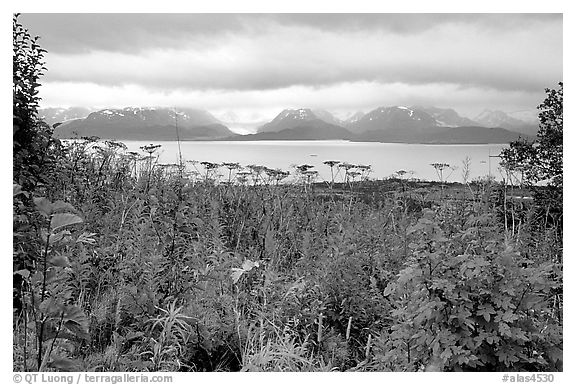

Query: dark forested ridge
left=13, top=15, right=562, bottom=373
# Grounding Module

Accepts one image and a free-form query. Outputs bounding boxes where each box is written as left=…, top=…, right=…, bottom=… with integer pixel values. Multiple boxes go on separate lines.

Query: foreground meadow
left=13, top=139, right=562, bottom=372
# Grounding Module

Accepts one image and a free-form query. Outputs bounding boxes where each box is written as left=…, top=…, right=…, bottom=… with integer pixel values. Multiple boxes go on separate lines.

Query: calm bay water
left=121, top=140, right=508, bottom=182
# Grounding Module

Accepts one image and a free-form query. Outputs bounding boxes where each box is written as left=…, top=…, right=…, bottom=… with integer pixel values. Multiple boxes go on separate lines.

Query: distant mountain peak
left=473, top=109, right=539, bottom=135
left=396, top=106, right=414, bottom=116
left=352, top=106, right=436, bottom=129
left=39, top=106, right=94, bottom=126
left=256, top=108, right=351, bottom=136
left=259, top=108, right=338, bottom=133
left=53, top=106, right=234, bottom=140
left=346, top=105, right=485, bottom=134
left=475, top=109, right=529, bottom=127
left=415, top=106, right=478, bottom=128
left=507, top=109, right=539, bottom=125
left=277, top=108, right=316, bottom=121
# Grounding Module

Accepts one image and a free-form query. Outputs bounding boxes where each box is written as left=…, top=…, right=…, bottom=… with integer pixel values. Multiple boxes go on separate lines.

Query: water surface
left=122, top=140, right=508, bottom=182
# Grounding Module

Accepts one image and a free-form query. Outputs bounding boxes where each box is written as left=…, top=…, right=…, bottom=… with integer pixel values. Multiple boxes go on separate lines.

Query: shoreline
left=60, top=137, right=514, bottom=146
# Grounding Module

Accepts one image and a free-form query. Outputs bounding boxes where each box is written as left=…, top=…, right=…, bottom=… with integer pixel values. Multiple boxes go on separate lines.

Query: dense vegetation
left=13, top=15, right=562, bottom=372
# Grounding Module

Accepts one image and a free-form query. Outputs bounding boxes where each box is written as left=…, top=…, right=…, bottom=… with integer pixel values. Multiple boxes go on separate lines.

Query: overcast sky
left=21, top=13, right=562, bottom=123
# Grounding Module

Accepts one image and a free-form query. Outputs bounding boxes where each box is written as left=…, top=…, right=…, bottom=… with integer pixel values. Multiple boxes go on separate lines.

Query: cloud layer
left=21, top=13, right=563, bottom=120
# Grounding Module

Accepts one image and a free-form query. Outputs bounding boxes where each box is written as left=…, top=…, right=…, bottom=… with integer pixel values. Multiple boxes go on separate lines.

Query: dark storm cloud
left=36, top=13, right=561, bottom=94
left=20, top=13, right=249, bottom=54
left=271, top=13, right=560, bottom=34
left=21, top=13, right=561, bottom=54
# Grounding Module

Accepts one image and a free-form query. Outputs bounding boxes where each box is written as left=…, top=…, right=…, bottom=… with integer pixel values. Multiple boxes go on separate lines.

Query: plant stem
left=37, top=229, right=51, bottom=370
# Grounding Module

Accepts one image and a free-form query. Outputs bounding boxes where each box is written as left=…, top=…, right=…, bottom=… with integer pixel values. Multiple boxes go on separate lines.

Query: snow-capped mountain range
left=39, top=105, right=538, bottom=143
left=345, top=106, right=440, bottom=134
left=39, top=107, right=94, bottom=126
left=49, top=107, right=235, bottom=140
left=417, top=106, right=479, bottom=128
left=253, top=106, right=538, bottom=135
left=474, top=109, right=539, bottom=135
left=257, top=108, right=345, bottom=133
left=248, top=106, right=535, bottom=143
